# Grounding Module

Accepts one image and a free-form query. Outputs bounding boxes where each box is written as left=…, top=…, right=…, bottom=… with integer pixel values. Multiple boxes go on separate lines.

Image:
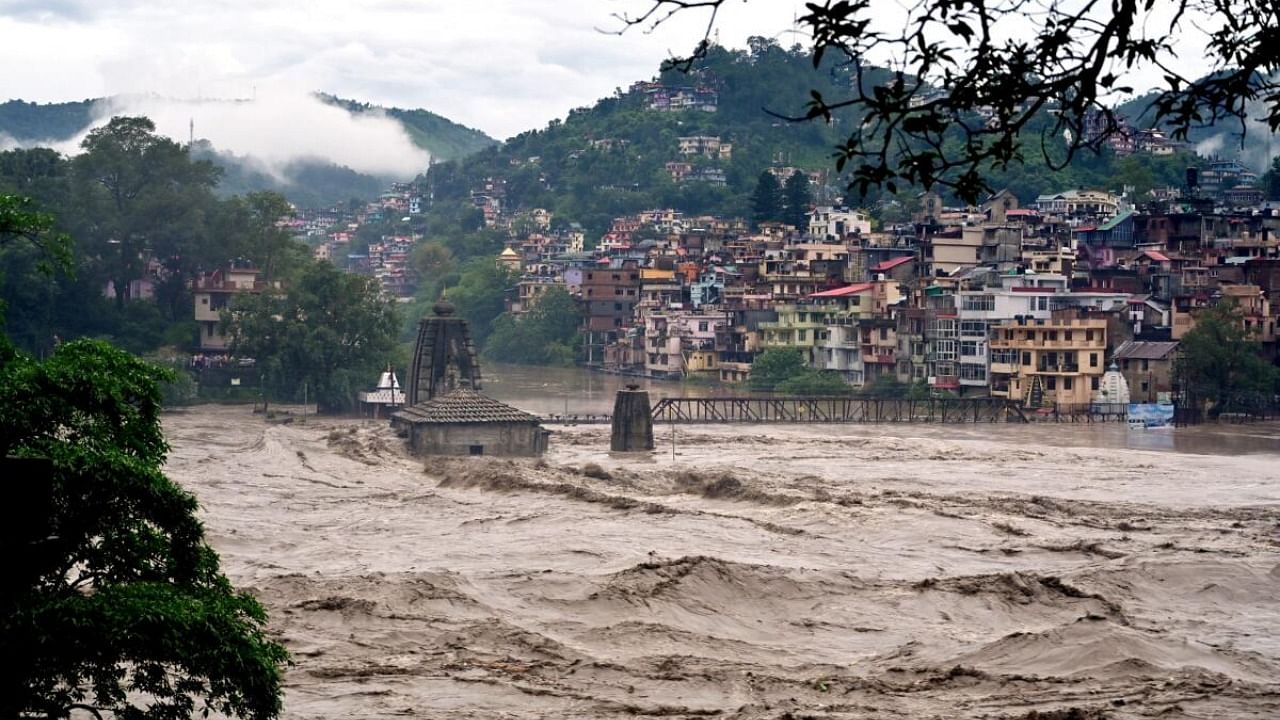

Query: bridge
left=647, top=396, right=1028, bottom=424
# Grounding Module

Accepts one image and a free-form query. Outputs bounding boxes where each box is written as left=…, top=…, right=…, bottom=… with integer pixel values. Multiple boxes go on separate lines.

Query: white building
left=808, top=207, right=871, bottom=240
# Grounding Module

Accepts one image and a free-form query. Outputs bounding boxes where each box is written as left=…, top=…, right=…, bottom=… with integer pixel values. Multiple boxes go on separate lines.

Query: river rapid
left=164, top=367, right=1280, bottom=719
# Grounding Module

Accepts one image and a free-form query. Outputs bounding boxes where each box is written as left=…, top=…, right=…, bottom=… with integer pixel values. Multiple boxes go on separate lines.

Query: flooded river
left=164, top=367, right=1280, bottom=719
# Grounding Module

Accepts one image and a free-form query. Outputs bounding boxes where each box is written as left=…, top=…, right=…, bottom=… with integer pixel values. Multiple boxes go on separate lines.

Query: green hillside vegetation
left=317, top=93, right=496, bottom=160
left=190, top=141, right=390, bottom=209
left=0, top=95, right=496, bottom=209
left=0, top=99, right=96, bottom=142
left=418, top=41, right=1199, bottom=251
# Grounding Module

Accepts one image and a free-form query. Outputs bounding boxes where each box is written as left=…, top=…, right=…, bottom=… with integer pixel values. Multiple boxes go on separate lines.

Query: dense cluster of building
left=495, top=177, right=1280, bottom=409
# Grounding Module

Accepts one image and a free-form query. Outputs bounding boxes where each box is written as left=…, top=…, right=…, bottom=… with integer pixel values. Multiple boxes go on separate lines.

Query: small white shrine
left=1093, top=362, right=1131, bottom=406
left=357, top=368, right=406, bottom=418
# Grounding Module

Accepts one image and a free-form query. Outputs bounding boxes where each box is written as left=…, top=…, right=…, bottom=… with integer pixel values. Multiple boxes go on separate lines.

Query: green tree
left=447, top=258, right=514, bottom=345
left=782, top=171, right=812, bottom=230
left=777, top=369, right=852, bottom=395
left=227, top=260, right=400, bottom=413
left=229, top=191, right=305, bottom=283
left=73, top=117, right=221, bottom=309
left=750, top=171, right=783, bottom=228
left=1262, top=156, right=1280, bottom=202
left=748, top=346, right=807, bottom=390
left=483, top=287, right=582, bottom=366
left=0, top=340, right=288, bottom=720
left=0, top=198, right=286, bottom=719
left=1176, top=301, right=1277, bottom=416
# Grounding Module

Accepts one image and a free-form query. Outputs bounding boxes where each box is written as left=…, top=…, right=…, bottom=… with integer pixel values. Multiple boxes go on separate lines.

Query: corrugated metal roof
left=810, top=283, right=874, bottom=298
left=871, top=256, right=913, bottom=272
left=1113, top=340, right=1179, bottom=360
left=392, top=388, right=541, bottom=425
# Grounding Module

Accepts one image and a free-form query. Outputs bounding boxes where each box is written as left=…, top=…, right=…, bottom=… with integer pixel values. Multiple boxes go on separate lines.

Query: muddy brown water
left=165, top=368, right=1280, bottom=719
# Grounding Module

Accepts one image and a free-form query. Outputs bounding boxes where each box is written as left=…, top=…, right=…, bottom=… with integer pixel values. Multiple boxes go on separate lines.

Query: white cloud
left=92, top=93, right=431, bottom=179
left=0, top=1, right=802, bottom=140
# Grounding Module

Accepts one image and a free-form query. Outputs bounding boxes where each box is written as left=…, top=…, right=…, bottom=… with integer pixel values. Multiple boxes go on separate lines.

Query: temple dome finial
left=433, top=289, right=455, bottom=317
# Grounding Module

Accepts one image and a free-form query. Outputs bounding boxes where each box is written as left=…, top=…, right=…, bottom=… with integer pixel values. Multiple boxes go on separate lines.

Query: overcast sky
left=0, top=0, right=807, bottom=140
left=1, top=1, right=1228, bottom=178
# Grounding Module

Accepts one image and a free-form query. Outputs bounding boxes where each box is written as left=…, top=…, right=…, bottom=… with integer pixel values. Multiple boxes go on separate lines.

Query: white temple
left=1093, top=362, right=1131, bottom=406
left=358, top=368, right=406, bottom=417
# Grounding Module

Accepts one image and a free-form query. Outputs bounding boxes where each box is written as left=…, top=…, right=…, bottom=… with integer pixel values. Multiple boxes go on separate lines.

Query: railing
left=650, top=396, right=1028, bottom=423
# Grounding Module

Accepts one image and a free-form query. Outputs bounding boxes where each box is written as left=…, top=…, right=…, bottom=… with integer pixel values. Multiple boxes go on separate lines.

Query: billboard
left=1128, top=403, right=1174, bottom=429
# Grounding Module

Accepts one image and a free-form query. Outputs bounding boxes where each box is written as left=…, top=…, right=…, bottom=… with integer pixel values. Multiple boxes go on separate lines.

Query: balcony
left=863, top=352, right=897, bottom=364
left=1035, top=363, right=1080, bottom=374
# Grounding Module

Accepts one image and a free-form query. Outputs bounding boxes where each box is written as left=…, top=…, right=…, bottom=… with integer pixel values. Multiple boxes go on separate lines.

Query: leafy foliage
left=227, top=260, right=400, bottom=413
left=1176, top=301, right=1277, bottom=415
left=747, top=347, right=807, bottom=391
left=446, top=258, right=516, bottom=346
left=750, top=171, right=783, bottom=228
left=782, top=170, right=812, bottom=230
left=484, top=287, right=583, bottom=366
left=0, top=337, right=287, bottom=720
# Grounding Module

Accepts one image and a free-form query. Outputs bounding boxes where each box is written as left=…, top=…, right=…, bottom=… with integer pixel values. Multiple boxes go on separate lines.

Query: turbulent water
left=165, top=383, right=1280, bottom=719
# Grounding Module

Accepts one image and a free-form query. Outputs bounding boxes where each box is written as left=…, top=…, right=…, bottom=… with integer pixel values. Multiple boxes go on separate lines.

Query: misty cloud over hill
left=0, top=92, right=495, bottom=207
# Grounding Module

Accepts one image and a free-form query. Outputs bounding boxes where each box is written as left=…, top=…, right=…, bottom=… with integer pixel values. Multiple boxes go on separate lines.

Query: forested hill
left=0, top=95, right=496, bottom=208
left=420, top=41, right=1198, bottom=240
left=316, top=94, right=495, bottom=160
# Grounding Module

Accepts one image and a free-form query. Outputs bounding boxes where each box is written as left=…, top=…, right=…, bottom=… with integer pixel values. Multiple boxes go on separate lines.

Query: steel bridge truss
left=649, top=396, right=1028, bottom=424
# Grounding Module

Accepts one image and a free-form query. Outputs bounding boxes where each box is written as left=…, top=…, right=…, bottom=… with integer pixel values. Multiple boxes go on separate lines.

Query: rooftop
left=392, top=388, right=541, bottom=425
left=1113, top=340, right=1180, bottom=360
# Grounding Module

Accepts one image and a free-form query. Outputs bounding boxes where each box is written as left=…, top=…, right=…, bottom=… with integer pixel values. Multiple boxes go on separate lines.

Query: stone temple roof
left=392, top=388, right=541, bottom=425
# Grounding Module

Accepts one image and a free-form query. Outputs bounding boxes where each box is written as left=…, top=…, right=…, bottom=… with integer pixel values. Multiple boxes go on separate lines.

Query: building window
left=698, top=321, right=709, bottom=332
left=1141, top=359, right=1149, bottom=371
left=1022, top=352, right=1032, bottom=365
left=1086, top=329, right=1095, bottom=341
left=1091, top=377, right=1100, bottom=390
left=1046, top=377, right=1057, bottom=390
left=1064, top=377, right=1074, bottom=390
left=1090, top=353, right=1098, bottom=367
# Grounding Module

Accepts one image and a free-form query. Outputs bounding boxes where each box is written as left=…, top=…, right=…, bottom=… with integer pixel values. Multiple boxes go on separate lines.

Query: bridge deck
left=648, top=396, right=1028, bottom=424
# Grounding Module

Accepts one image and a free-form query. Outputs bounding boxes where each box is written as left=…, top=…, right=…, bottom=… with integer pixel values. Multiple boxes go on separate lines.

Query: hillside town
left=204, top=156, right=1277, bottom=415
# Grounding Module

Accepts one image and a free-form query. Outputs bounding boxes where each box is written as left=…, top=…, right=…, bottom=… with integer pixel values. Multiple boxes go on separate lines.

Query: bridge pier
left=610, top=386, right=654, bottom=451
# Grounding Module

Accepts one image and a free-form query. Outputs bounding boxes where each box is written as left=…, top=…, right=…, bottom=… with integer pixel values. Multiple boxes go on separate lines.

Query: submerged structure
left=610, top=385, right=654, bottom=451
left=392, top=297, right=548, bottom=456
left=393, top=387, right=549, bottom=456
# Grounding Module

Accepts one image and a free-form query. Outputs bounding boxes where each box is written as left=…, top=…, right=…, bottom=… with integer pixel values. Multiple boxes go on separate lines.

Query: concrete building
left=988, top=312, right=1109, bottom=407
left=193, top=265, right=265, bottom=352
left=1112, top=340, right=1179, bottom=403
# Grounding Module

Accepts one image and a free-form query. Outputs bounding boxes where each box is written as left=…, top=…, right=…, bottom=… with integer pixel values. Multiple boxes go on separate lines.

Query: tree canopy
left=227, top=259, right=400, bottom=413
left=1176, top=301, right=1277, bottom=415
left=621, top=0, right=1280, bottom=202
left=484, top=286, right=583, bottom=366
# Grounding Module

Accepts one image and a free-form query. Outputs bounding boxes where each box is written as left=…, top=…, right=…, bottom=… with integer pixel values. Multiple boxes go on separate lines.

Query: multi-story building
left=193, top=264, right=266, bottom=352
left=581, top=262, right=641, bottom=364
left=643, top=310, right=727, bottom=378
left=677, top=135, right=733, bottom=160
left=988, top=311, right=1109, bottom=406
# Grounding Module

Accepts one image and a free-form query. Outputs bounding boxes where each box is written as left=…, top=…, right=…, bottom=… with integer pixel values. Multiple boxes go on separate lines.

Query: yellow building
left=989, top=313, right=1108, bottom=407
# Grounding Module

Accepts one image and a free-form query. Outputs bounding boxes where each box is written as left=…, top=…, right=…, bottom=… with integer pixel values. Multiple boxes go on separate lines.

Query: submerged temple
left=392, top=297, right=548, bottom=456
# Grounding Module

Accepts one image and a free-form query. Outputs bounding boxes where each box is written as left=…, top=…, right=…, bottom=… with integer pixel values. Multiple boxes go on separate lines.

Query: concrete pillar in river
left=610, top=385, right=654, bottom=452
